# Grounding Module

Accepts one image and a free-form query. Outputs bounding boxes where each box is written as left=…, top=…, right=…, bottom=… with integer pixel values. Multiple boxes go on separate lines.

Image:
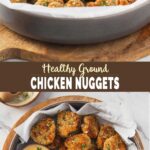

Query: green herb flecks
left=22, top=92, right=29, bottom=99
left=81, top=144, right=86, bottom=149
left=106, top=144, right=110, bottom=150
left=99, top=0, right=109, bottom=6
left=37, top=147, right=42, bottom=150
left=46, top=122, right=52, bottom=127
left=43, top=2, right=49, bottom=6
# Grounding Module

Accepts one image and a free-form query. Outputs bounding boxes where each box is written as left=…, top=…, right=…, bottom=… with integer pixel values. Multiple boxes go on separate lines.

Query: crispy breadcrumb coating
left=57, top=111, right=81, bottom=138
left=97, top=125, right=116, bottom=149
left=81, top=115, right=99, bottom=138
left=31, top=117, right=56, bottom=145
left=65, top=133, right=92, bottom=150
left=103, top=134, right=127, bottom=150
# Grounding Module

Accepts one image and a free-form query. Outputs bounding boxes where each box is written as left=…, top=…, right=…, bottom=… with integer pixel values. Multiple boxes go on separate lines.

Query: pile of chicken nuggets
left=30, top=111, right=127, bottom=150
left=12, top=0, right=135, bottom=7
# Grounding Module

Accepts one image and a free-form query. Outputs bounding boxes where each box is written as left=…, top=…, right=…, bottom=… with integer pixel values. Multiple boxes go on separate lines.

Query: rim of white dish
left=0, top=0, right=150, bottom=19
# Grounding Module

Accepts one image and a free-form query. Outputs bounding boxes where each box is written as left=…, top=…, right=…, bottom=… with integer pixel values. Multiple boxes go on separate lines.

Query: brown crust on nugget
left=65, top=133, right=92, bottom=150
left=97, top=124, right=116, bottom=149
left=31, top=117, right=56, bottom=145
left=103, top=134, right=127, bottom=150
left=81, top=115, right=99, bottom=138
left=57, top=111, right=81, bottom=138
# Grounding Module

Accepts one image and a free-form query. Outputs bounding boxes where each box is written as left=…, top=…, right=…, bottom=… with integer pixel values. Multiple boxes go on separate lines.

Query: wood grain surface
left=0, top=24, right=150, bottom=62
left=3, top=95, right=144, bottom=150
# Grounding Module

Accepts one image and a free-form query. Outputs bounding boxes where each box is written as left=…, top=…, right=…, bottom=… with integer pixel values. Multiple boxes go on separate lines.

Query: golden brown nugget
left=48, top=2, right=64, bottom=7
left=65, top=133, right=92, bottom=150
left=104, top=134, right=127, bottom=150
left=57, top=111, right=81, bottom=138
left=95, top=0, right=134, bottom=6
left=115, top=0, right=135, bottom=5
left=86, top=2, right=97, bottom=7
left=97, top=125, right=116, bottom=149
left=35, top=0, right=64, bottom=6
left=12, top=0, right=135, bottom=6
left=65, top=0, right=84, bottom=7
left=35, top=0, right=51, bottom=6
left=81, top=115, right=99, bottom=138
left=31, top=117, right=56, bottom=145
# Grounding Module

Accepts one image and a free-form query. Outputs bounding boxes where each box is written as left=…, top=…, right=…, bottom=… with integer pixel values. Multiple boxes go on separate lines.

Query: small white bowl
left=5, top=92, right=40, bottom=107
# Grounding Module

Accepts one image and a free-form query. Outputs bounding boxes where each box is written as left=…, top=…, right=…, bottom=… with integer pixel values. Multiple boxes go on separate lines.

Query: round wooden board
left=0, top=24, right=150, bottom=62
left=3, top=95, right=144, bottom=150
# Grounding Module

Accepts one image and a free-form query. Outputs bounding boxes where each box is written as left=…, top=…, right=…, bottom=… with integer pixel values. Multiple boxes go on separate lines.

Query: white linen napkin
left=0, top=103, right=25, bottom=129
left=15, top=102, right=137, bottom=149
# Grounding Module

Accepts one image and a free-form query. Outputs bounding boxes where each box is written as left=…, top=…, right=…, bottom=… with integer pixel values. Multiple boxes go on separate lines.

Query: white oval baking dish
left=0, top=0, right=149, bottom=44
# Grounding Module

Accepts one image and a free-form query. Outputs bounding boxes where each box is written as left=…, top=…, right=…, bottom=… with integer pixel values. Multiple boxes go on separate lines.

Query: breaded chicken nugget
left=48, top=2, right=64, bottom=7
left=35, top=0, right=50, bottom=6
left=93, top=0, right=134, bottom=6
left=35, top=0, right=64, bottom=6
left=81, top=115, right=99, bottom=138
left=65, top=133, right=92, bottom=150
left=57, top=111, right=81, bottom=138
left=104, top=134, right=127, bottom=150
left=31, top=117, right=56, bottom=145
left=65, top=0, right=84, bottom=7
left=97, top=125, right=116, bottom=149
left=86, top=2, right=97, bottom=6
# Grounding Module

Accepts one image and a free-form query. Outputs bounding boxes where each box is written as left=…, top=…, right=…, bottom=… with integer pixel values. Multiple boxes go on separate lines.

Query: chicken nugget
left=48, top=1, right=64, bottom=7
left=31, top=117, right=56, bottom=145
left=97, top=125, right=116, bottom=149
left=57, top=111, right=81, bottom=138
left=81, top=115, right=99, bottom=138
left=65, top=133, right=92, bottom=150
left=104, top=134, right=127, bottom=150
left=65, top=0, right=84, bottom=7
left=86, top=2, right=97, bottom=6
left=35, top=0, right=63, bottom=6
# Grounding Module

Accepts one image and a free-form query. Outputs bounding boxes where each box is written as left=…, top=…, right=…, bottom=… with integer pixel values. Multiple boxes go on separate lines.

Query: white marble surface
left=0, top=56, right=150, bottom=150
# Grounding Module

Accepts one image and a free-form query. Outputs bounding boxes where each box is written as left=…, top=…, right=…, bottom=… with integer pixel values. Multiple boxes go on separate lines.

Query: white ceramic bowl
left=0, top=0, right=150, bottom=44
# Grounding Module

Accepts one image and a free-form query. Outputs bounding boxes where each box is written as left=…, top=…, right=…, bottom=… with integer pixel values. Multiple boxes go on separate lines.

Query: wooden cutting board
left=0, top=24, right=150, bottom=62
